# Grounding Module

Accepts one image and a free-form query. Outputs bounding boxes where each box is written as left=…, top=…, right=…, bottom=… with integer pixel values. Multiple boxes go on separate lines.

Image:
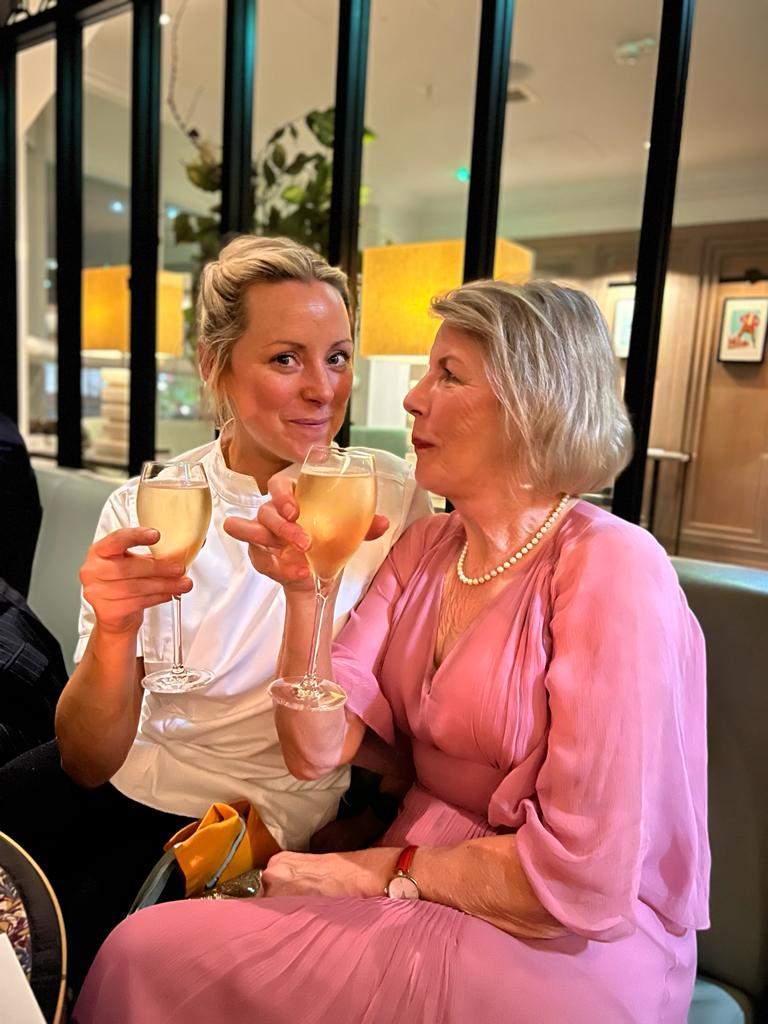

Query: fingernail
left=282, top=503, right=297, bottom=520
left=145, top=528, right=160, bottom=540
left=295, top=534, right=310, bottom=551
left=180, top=578, right=193, bottom=591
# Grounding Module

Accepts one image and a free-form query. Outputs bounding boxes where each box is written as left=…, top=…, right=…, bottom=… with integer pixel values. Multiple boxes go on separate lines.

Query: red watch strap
left=395, top=845, right=418, bottom=876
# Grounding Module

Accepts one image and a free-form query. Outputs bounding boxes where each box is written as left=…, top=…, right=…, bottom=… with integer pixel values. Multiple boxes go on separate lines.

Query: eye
left=271, top=352, right=298, bottom=368
left=328, top=350, right=352, bottom=367
left=441, top=365, right=459, bottom=383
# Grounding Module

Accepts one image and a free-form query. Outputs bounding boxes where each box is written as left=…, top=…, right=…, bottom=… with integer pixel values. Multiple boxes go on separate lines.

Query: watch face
left=387, top=875, right=419, bottom=900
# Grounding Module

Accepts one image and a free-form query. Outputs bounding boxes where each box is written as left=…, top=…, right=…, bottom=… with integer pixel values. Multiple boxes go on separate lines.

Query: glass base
left=269, top=675, right=347, bottom=712
left=141, top=667, right=214, bottom=694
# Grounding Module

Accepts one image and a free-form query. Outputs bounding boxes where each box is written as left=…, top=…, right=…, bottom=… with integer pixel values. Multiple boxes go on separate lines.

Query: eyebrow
left=437, top=354, right=465, bottom=369
left=265, top=339, right=353, bottom=350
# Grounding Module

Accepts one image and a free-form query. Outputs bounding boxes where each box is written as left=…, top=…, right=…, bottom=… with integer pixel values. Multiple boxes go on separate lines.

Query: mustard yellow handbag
left=129, top=800, right=280, bottom=914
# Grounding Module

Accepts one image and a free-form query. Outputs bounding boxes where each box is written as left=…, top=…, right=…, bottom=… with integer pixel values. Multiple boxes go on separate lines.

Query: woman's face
left=221, top=279, right=353, bottom=466
left=404, top=324, right=509, bottom=500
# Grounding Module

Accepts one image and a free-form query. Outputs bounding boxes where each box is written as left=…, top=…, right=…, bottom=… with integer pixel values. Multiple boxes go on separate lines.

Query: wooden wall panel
left=523, top=221, right=768, bottom=568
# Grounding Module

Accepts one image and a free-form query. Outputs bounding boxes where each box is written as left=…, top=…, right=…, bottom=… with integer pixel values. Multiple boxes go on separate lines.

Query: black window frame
left=0, top=0, right=696, bottom=523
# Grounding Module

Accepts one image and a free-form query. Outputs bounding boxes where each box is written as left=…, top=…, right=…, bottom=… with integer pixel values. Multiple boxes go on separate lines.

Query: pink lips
left=412, top=436, right=435, bottom=451
left=289, top=418, right=331, bottom=430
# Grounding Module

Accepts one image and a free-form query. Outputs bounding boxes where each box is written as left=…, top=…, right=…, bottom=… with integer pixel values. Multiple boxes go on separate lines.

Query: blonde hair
left=431, top=279, right=633, bottom=494
left=196, top=235, right=350, bottom=424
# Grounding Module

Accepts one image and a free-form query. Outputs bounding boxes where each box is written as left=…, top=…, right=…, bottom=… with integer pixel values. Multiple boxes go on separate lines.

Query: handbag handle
left=204, top=815, right=246, bottom=891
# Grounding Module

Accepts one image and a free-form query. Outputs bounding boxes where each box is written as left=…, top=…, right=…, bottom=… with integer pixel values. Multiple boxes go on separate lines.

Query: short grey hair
left=431, top=280, right=633, bottom=494
left=197, top=235, right=350, bottom=424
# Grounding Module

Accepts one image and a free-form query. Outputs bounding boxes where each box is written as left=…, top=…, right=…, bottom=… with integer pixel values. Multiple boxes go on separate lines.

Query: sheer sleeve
left=333, top=514, right=450, bottom=746
left=493, top=522, right=705, bottom=941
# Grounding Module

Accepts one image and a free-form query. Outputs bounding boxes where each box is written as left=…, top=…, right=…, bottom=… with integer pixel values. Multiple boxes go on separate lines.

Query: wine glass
left=136, top=461, right=213, bottom=693
left=269, top=446, right=377, bottom=712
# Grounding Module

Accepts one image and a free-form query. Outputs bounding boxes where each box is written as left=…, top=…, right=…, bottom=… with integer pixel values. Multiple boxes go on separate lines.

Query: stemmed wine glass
left=269, top=446, right=377, bottom=712
left=136, top=461, right=213, bottom=693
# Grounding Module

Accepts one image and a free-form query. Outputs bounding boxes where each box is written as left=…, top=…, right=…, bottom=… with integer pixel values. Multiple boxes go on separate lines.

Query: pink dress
left=74, top=502, right=710, bottom=1024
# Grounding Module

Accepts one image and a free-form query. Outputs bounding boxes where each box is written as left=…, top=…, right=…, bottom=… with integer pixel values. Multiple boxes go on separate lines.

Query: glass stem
left=171, top=594, right=185, bottom=676
left=305, top=578, right=330, bottom=683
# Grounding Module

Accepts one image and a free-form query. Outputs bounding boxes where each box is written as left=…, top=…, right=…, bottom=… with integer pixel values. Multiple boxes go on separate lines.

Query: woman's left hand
left=261, top=848, right=396, bottom=898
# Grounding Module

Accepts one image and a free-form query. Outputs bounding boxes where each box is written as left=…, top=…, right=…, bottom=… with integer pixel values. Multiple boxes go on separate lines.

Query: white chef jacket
left=74, top=436, right=431, bottom=850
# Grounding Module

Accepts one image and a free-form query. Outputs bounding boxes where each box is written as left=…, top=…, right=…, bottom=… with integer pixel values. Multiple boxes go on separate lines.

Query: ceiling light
left=643, top=140, right=651, bottom=150
left=109, top=200, right=125, bottom=214
left=159, top=13, right=171, bottom=27
left=454, top=167, right=470, bottom=183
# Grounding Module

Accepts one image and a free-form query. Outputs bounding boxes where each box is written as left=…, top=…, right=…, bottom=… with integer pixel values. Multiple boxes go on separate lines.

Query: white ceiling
left=17, top=0, right=768, bottom=240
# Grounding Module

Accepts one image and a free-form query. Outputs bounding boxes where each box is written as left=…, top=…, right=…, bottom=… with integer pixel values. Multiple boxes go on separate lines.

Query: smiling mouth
left=412, top=438, right=435, bottom=451
left=289, top=418, right=331, bottom=428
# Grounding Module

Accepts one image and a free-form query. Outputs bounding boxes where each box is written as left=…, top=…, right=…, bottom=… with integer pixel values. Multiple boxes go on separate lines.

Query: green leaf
left=267, top=206, right=281, bottom=232
left=267, top=126, right=285, bottom=146
left=173, top=212, right=195, bottom=244
left=282, top=184, right=306, bottom=205
left=306, top=108, right=335, bottom=148
left=186, top=161, right=221, bottom=192
left=264, top=162, right=276, bottom=188
left=288, top=123, right=299, bottom=140
left=285, top=153, right=312, bottom=175
left=272, top=143, right=286, bottom=169
left=363, top=127, right=376, bottom=143
left=196, top=215, right=218, bottom=234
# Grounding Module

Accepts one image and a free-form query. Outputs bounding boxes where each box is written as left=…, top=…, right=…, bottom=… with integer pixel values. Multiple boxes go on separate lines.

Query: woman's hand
left=261, top=847, right=397, bottom=898
left=223, top=475, right=390, bottom=593
left=79, top=527, right=192, bottom=637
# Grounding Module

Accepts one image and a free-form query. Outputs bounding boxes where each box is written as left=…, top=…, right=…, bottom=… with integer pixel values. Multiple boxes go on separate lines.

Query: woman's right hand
left=223, top=476, right=390, bottom=594
left=223, top=478, right=316, bottom=594
left=79, top=527, right=193, bottom=636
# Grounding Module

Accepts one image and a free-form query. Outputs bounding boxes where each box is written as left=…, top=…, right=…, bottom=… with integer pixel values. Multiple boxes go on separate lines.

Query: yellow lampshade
left=359, top=238, right=534, bottom=358
left=81, top=265, right=186, bottom=357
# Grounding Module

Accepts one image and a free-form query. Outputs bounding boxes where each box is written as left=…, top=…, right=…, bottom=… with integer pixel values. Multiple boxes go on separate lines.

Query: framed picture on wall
left=612, top=294, right=635, bottom=359
left=718, top=297, right=768, bottom=363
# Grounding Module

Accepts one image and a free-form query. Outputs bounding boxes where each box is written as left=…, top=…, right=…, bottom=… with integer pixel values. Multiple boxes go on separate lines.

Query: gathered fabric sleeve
left=73, top=487, right=142, bottom=665
left=500, top=522, right=705, bottom=942
left=333, top=514, right=450, bottom=747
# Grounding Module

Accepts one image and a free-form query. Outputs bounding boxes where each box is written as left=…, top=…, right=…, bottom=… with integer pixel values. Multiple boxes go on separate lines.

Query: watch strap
left=394, top=845, right=418, bottom=877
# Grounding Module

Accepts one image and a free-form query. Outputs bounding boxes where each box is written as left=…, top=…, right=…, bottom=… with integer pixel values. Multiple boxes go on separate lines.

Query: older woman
left=0, top=235, right=429, bottom=989
left=74, top=281, right=709, bottom=1023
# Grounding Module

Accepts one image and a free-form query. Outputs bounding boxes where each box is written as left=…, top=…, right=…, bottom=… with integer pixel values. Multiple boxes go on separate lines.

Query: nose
left=404, top=373, right=428, bottom=418
left=301, top=361, right=335, bottom=405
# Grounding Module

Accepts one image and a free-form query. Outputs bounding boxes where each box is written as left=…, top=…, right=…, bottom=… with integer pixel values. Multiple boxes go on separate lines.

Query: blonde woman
left=0, top=236, right=430, bottom=988
left=76, top=281, right=709, bottom=1024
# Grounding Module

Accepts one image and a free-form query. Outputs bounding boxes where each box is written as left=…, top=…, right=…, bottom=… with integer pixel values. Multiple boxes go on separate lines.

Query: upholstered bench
left=674, top=557, right=768, bottom=1023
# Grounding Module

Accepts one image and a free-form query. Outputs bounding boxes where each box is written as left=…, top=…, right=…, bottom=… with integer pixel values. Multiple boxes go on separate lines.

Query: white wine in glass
left=269, top=446, right=377, bottom=712
left=136, top=461, right=213, bottom=693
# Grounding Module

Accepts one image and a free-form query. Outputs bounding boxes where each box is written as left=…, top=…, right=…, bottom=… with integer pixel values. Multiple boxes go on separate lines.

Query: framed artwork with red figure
left=717, top=297, right=768, bottom=363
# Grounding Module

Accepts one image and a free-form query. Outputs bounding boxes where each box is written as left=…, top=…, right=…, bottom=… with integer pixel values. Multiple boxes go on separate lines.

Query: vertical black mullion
left=0, top=38, right=18, bottom=421
left=330, top=0, right=370, bottom=448
left=328, top=0, right=370, bottom=286
left=612, top=0, right=695, bottom=523
left=221, top=0, right=256, bottom=236
left=128, top=0, right=161, bottom=476
left=56, top=2, right=83, bottom=468
left=463, top=0, right=514, bottom=282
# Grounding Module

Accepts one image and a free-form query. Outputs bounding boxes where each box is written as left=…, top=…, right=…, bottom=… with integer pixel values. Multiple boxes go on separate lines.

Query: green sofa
left=26, top=468, right=768, bottom=1020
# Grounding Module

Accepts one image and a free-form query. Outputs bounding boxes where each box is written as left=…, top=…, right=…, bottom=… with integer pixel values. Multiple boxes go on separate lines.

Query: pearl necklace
left=456, top=494, right=574, bottom=586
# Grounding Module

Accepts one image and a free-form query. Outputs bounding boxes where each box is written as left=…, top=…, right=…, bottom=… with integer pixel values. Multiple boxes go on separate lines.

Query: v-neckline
left=425, top=500, right=581, bottom=684
left=426, top=530, right=528, bottom=683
